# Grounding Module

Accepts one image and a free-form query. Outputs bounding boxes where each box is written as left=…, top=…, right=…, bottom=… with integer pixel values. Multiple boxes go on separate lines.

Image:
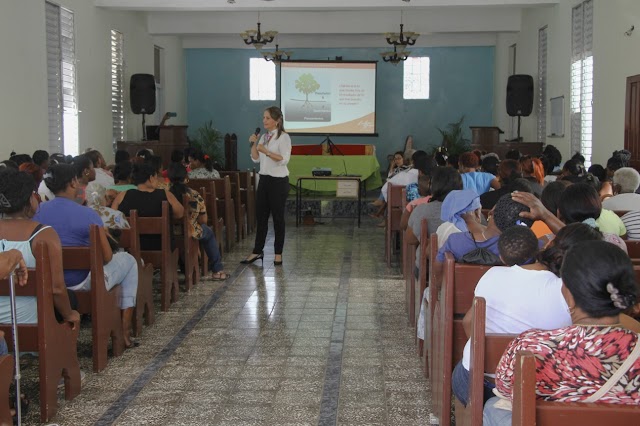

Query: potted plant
left=437, top=116, right=470, bottom=156
left=189, top=120, right=224, bottom=167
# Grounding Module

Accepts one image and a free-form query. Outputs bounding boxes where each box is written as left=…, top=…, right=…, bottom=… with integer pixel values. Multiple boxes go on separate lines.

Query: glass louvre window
left=403, top=57, right=430, bottom=99
left=45, top=2, right=78, bottom=155
left=250, top=58, right=276, bottom=100
left=571, top=0, right=594, bottom=167
left=111, top=30, right=125, bottom=144
left=537, top=26, right=548, bottom=143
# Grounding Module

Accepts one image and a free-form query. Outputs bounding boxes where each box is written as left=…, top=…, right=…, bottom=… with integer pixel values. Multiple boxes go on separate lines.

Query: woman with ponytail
left=187, top=148, right=220, bottom=179
left=241, top=106, right=292, bottom=266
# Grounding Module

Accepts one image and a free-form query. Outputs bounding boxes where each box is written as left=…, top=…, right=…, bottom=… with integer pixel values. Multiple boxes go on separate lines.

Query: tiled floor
left=24, top=218, right=432, bottom=425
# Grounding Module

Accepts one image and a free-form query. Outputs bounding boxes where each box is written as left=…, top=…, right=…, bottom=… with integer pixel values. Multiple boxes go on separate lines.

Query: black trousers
left=252, top=174, right=290, bottom=255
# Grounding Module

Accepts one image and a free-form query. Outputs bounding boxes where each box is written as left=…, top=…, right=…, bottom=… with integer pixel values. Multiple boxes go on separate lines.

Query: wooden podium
left=117, top=125, right=188, bottom=167
left=470, top=126, right=543, bottom=158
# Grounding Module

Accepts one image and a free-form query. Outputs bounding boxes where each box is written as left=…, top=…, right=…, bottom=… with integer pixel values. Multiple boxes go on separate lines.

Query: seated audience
left=405, top=154, right=435, bottom=203
left=34, top=164, right=139, bottom=347
left=504, top=149, right=521, bottom=161
left=480, top=154, right=499, bottom=177
left=459, top=151, right=499, bottom=195
left=519, top=155, right=544, bottom=197
left=85, top=150, right=115, bottom=188
left=105, top=161, right=136, bottom=206
left=602, top=167, right=640, bottom=211
left=558, top=183, right=627, bottom=246
left=376, top=150, right=426, bottom=204
left=436, top=189, right=482, bottom=249
left=483, top=240, right=640, bottom=425
left=32, top=150, right=49, bottom=172
left=114, top=149, right=130, bottom=165
left=0, top=168, right=79, bottom=327
left=188, top=148, right=220, bottom=179
left=71, top=154, right=96, bottom=205
left=387, top=151, right=409, bottom=178
left=541, top=144, right=562, bottom=181
left=112, top=162, right=184, bottom=250
left=9, top=153, right=32, bottom=167
left=435, top=193, right=534, bottom=264
left=480, top=159, right=522, bottom=210
left=168, top=163, right=229, bottom=281
left=621, top=210, right=640, bottom=240
left=400, top=175, right=432, bottom=230
left=452, top=224, right=601, bottom=406
left=559, top=158, right=585, bottom=183
left=407, top=167, right=463, bottom=273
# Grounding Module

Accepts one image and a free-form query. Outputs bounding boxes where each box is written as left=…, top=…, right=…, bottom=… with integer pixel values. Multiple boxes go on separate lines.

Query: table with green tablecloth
left=287, top=155, right=382, bottom=193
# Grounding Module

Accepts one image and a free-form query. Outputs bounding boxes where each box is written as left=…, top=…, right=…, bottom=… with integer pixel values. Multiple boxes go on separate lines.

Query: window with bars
left=111, top=30, right=125, bottom=145
left=45, top=1, right=78, bottom=156
left=403, top=57, right=430, bottom=99
left=571, top=0, right=594, bottom=167
left=250, top=58, right=276, bottom=101
left=537, top=26, right=548, bottom=143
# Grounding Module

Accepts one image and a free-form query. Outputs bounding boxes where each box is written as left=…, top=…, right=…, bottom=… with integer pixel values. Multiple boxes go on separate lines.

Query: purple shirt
left=436, top=231, right=500, bottom=263
left=34, top=197, right=103, bottom=286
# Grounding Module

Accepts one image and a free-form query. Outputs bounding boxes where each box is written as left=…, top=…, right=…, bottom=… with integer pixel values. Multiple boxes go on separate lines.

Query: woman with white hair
left=602, top=167, right=640, bottom=211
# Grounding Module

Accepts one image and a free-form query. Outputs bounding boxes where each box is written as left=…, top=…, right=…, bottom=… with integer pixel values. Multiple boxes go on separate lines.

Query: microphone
left=254, top=127, right=261, bottom=136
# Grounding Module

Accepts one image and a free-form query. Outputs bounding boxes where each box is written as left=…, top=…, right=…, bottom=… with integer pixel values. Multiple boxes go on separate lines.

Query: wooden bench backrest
left=0, top=241, right=81, bottom=420
left=120, top=210, right=155, bottom=336
left=137, top=201, right=179, bottom=311
left=431, top=252, right=491, bottom=426
left=625, top=240, right=640, bottom=259
left=613, top=210, right=629, bottom=218
left=461, top=297, right=516, bottom=425
left=61, top=224, right=124, bottom=372
left=385, top=183, right=404, bottom=266
left=513, top=351, right=640, bottom=425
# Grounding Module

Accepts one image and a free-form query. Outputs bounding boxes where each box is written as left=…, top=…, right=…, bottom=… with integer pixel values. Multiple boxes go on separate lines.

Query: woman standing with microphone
left=241, top=106, right=292, bottom=266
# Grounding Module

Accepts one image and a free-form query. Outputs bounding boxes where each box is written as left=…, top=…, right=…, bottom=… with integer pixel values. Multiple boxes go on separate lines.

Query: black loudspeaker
left=130, top=74, right=156, bottom=115
left=506, top=74, right=534, bottom=117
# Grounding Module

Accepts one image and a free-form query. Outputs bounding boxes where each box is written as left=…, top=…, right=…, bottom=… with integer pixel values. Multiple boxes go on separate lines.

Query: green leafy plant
left=189, top=120, right=224, bottom=166
left=437, top=116, right=470, bottom=156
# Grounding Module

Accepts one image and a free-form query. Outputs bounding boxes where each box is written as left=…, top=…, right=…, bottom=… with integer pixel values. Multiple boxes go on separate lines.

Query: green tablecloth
left=288, top=155, right=382, bottom=193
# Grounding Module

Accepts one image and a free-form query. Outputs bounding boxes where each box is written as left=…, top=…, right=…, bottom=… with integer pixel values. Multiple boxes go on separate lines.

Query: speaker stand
left=517, top=115, right=522, bottom=142
left=142, top=113, right=147, bottom=141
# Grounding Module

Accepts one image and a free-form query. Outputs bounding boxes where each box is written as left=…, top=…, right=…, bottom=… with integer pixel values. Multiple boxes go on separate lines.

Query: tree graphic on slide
left=295, top=73, right=320, bottom=109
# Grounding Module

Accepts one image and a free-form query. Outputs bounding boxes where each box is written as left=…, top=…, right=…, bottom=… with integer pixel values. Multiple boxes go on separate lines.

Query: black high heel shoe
left=274, top=255, right=283, bottom=266
left=240, top=252, right=264, bottom=265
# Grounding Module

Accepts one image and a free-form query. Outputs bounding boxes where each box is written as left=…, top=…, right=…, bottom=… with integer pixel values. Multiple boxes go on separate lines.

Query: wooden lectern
left=117, top=125, right=188, bottom=168
left=469, top=126, right=543, bottom=158
left=470, top=127, right=504, bottom=152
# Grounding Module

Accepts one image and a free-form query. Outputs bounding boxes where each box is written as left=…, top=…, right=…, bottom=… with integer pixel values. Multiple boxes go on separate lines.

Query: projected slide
left=280, top=61, right=377, bottom=135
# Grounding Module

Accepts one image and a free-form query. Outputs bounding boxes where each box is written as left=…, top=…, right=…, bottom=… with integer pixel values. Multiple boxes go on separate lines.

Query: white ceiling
left=95, top=0, right=558, bottom=48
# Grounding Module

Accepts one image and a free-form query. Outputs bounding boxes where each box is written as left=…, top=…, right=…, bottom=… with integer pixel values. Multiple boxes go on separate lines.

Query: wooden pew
left=424, top=232, right=438, bottom=378
left=454, top=297, right=516, bottom=426
left=189, top=177, right=235, bottom=251
left=404, top=216, right=418, bottom=327
left=174, top=194, right=201, bottom=292
left=0, top=241, right=81, bottom=421
left=613, top=210, right=630, bottom=218
left=0, top=355, right=12, bottom=425
left=120, top=210, right=155, bottom=337
left=431, top=253, right=491, bottom=426
left=400, top=188, right=408, bottom=278
left=186, top=181, right=224, bottom=258
left=239, top=170, right=256, bottom=234
left=415, top=218, right=428, bottom=354
left=513, top=351, right=640, bottom=425
left=138, top=201, right=180, bottom=312
left=385, top=183, right=404, bottom=267
left=220, top=171, right=249, bottom=241
left=625, top=240, right=640, bottom=259
left=62, top=225, right=124, bottom=373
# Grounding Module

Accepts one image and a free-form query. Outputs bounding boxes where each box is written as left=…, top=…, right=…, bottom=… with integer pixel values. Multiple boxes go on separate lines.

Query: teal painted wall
left=186, top=46, right=495, bottom=170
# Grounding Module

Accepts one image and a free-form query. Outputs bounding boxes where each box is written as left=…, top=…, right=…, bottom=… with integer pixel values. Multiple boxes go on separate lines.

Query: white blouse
left=251, top=130, right=292, bottom=178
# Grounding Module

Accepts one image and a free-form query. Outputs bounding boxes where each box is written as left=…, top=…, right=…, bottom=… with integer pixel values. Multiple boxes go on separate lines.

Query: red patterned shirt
left=495, top=325, right=640, bottom=404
